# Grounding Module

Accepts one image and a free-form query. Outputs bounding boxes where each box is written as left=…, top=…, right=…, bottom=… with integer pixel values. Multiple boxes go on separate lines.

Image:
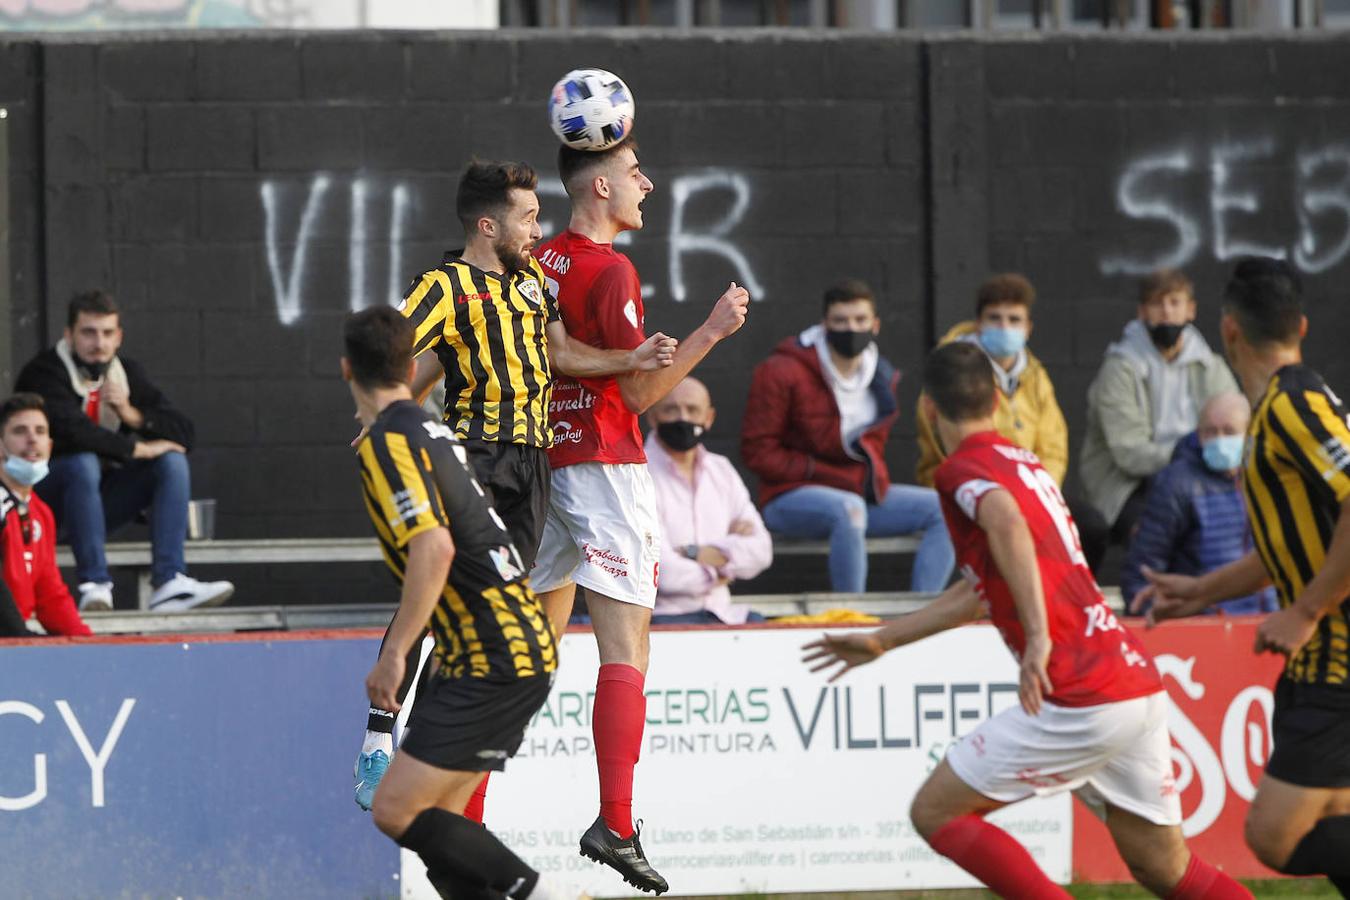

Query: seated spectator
left=646, top=377, right=771, bottom=624
left=0, top=394, right=91, bottom=637
left=1123, top=392, right=1277, bottom=615
left=914, top=273, right=1109, bottom=572
left=1081, top=269, right=1237, bottom=547
left=16, top=291, right=232, bottom=612
left=741, top=279, right=954, bottom=593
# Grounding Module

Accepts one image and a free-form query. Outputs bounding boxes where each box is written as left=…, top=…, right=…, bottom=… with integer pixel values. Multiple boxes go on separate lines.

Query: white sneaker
left=77, top=581, right=114, bottom=612
left=149, top=574, right=234, bottom=612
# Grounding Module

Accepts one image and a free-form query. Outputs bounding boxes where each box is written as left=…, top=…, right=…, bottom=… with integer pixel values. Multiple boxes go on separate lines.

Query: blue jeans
left=764, top=484, right=955, bottom=593
left=37, top=451, right=190, bottom=587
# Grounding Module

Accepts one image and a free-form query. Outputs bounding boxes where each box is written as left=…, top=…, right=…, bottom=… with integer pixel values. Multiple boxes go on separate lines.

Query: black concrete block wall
left=928, top=34, right=1350, bottom=503
left=7, top=31, right=1350, bottom=602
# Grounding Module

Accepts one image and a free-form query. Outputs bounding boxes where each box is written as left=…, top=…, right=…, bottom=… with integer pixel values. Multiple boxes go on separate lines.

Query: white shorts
left=946, top=690, right=1181, bottom=826
left=532, top=462, right=660, bottom=609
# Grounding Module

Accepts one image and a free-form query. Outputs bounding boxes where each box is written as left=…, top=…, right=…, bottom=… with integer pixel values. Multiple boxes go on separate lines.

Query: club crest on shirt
left=519, top=279, right=543, bottom=307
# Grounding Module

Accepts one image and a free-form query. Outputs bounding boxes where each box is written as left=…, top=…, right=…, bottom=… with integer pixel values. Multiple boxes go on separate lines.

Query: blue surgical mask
left=1202, top=435, right=1245, bottom=474
left=3, top=455, right=48, bottom=486
left=979, top=327, right=1027, bottom=359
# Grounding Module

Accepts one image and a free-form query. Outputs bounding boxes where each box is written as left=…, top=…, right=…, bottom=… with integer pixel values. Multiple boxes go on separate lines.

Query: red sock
left=593, top=663, right=646, bottom=839
left=928, top=815, right=1071, bottom=900
left=462, top=773, right=489, bottom=825
left=1167, top=853, right=1252, bottom=899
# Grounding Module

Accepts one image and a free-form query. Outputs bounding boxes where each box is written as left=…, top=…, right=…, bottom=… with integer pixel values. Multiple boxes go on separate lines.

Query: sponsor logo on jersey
left=552, top=419, right=584, bottom=444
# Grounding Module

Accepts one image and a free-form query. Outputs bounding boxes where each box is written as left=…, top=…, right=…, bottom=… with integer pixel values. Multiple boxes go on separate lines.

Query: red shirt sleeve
left=31, top=510, right=90, bottom=636
left=589, top=262, right=646, bottom=351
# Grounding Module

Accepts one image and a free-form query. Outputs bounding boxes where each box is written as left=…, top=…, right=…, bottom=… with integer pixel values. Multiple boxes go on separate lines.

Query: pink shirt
left=646, top=432, right=773, bottom=624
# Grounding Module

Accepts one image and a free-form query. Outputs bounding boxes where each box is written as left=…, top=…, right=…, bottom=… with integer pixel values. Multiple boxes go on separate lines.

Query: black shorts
left=461, top=440, right=550, bottom=570
left=400, top=672, right=554, bottom=772
left=1266, top=676, right=1350, bottom=788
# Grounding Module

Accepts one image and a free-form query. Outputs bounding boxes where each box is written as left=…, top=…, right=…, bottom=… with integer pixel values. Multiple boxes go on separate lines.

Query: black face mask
left=656, top=420, right=705, bottom=452
left=1147, top=322, right=1187, bottom=351
left=826, top=329, right=875, bottom=359
left=75, top=357, right=109, bottom=380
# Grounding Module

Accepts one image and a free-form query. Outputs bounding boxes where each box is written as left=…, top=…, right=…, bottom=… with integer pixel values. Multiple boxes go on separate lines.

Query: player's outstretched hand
left=366, top=653, right=406, bottom=712
left=1254, top=605, right=1318, bottom=657
left=1019, top=633, right=1053, bottom=716
left=801, top=631, right=885, bottom=682
left=706, top=282, right=750, bottom=339
left=1136, top=566, right=1211, bottom=627
left=631, top=331, right=678, bottom=371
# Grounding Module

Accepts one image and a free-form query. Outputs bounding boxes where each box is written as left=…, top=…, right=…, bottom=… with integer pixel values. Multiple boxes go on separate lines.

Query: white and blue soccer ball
left=548, top=68, right=636, bottom=152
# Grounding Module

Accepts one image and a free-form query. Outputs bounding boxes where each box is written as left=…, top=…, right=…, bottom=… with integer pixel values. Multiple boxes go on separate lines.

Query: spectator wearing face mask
left=646, top=377, right=771, bottom=624
left=913, top=274, right=1109, bottom=572
left=741, top=279, right=954, bottom=593
left=1122, top=392, right=1277, bottom=616
left=1081, top=269, right=1239, bottom=548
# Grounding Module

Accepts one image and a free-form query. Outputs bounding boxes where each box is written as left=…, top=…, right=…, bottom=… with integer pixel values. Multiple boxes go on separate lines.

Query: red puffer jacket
left=740, top=333, right=900, bottom=507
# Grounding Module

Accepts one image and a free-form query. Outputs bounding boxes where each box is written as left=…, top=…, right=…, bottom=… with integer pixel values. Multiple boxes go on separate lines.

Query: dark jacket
left=1122, top=431, right=1277, bottom=615
left=741, top=332, right=899, bottom=507
left=15, top=348, right=195, bottom=463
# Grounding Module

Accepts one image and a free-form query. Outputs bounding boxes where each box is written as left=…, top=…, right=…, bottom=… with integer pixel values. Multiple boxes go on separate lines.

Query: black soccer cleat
left=578, top=816, right=669, bottom=895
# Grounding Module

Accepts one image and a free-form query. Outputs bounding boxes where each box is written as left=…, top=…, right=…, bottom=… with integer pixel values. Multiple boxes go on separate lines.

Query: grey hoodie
left=1079, top=320, right=1238, bottom=527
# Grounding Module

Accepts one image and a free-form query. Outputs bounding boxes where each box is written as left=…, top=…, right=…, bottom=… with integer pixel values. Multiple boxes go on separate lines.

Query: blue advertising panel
left=0, top=633, right=397, bottom=899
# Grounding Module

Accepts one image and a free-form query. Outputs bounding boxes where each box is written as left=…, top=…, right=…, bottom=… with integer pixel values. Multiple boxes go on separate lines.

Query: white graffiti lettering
left=1101, top=140, right=1350, bottom=276
left=262, top=169, right=764, bottom=324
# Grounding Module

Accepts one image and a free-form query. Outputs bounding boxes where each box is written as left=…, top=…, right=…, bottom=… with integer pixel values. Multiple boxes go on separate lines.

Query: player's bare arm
left=975, top=488, right=1054, bottom=716
left=616, top=282, right=751, bottom=415
left=411, top=352, right=444, bottom=406
left=1134, top=551, right=1271, bottom=626
left=366, top=526, right=455, bottom=711
left=545, top=320, right=677, bottom=377
left=1257, top=494, right=1350, bottom=656
left=801, top=580, right=981, bottom=683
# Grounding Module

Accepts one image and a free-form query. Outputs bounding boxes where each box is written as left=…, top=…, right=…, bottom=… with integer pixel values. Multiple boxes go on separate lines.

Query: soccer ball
left=548, top=68, right=636, bottom=152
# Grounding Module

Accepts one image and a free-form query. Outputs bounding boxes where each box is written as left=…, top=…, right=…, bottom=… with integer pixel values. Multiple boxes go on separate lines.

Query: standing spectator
left=15, top=291, right=232, bottom=612
left=1081, top=270, right=1238, bottom=547
left=742, top=279, right=954, bottom=593
left=0, top=394, right=90, bottom=637
left=1123, top=392, right=1277, bottom=615
left=646, top=377, right=771, bottom=625
left=913, top=273, right=1109, bottom=572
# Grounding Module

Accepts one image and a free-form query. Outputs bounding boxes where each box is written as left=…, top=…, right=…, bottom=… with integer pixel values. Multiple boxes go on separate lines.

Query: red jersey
left=933, top=431, right=1159, bottom=707
left=535, top=230, right=647, bottom=469
left=0, top=484, right=90, bottom=636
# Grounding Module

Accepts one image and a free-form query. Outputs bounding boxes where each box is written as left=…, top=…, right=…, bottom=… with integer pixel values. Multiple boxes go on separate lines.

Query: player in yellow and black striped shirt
left=399, top=160, right=675, bottom=572
left=341, top=306, right=571, bottom=899
left=1143, top=259, right=1350, bottom=889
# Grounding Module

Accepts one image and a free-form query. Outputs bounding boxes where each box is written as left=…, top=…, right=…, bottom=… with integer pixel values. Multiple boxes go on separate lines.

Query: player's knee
left=908, top=793, right=947, bottom=841
left=1244, top=814, right=1293, bottom=870
left=370, top=791, right=411, bottom=840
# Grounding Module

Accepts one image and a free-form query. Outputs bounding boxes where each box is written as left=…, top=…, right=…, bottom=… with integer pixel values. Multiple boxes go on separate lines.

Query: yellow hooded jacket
left=915, top=321, right=1069, bottom=487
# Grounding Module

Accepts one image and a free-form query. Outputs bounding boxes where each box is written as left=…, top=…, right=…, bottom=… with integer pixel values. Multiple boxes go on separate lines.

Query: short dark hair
left=557, top=138, right=640, bottom=197
left=1222, top=257, right=1303, bottom=348
left=976, top=273, right=1035, bottom=316
left=922, top=343, right=996, bottom=423
left=0, top=392, right=46, bottom=431
left=67, top=290, right=119, bottom=328
left=343, top=307, right=414, bottom=390
left=1138, top=269, right=1193, bottom=306
left=456, top=159, right=538, bottom=232
left=822, top=279, right=876, bottom=315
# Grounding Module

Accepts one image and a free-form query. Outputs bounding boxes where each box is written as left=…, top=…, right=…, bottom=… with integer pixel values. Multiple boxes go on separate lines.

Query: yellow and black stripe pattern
left=1244, top=364, right=1350, bottom=686
left=399, top=252, right=558, bottom=448
left=357, top=400, right=557, bottom=680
